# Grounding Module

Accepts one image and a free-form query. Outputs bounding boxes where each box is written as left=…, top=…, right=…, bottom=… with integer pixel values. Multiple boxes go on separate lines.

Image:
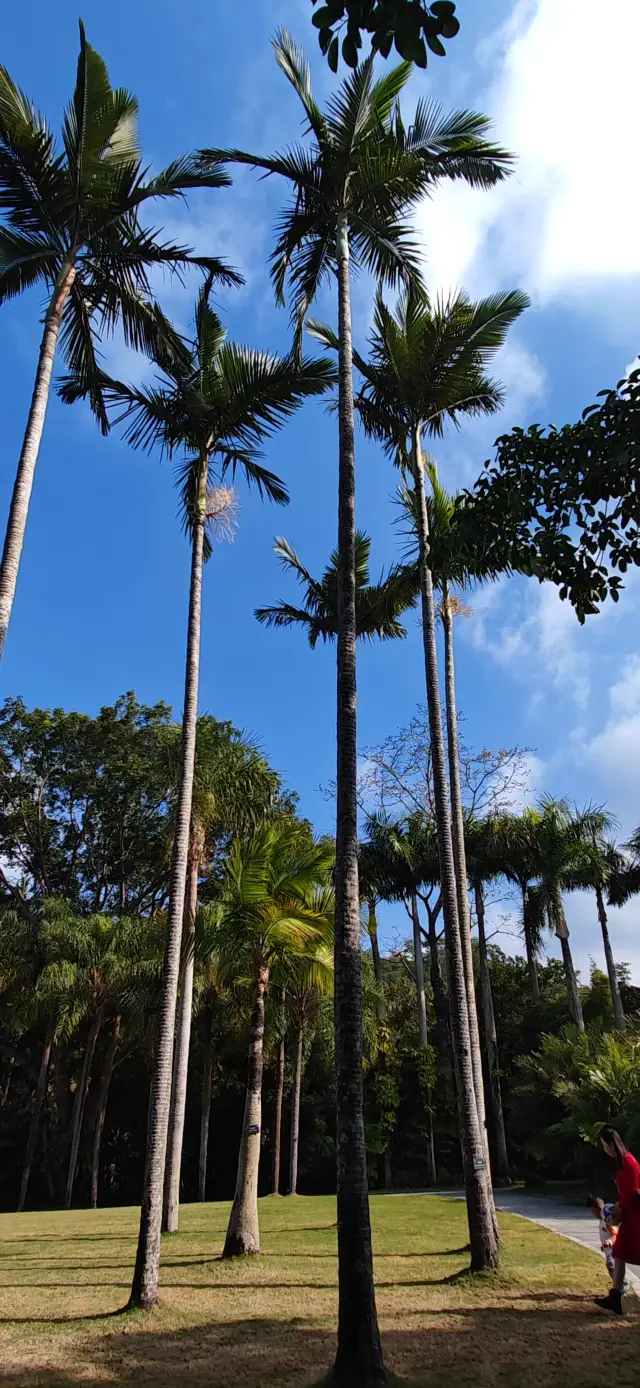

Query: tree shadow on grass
left=1, top=1299, right=639, bottom=1387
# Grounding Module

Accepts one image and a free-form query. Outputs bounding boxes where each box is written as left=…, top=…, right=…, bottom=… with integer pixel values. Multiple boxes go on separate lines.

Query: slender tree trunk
left=523, top=889, right=540, bottom=1000
left=332, top=212, right=385, bottom=1387
left=65, top=1009, right=103, bottom=1209
left=442, top=581, right=496, bottom=1224
left=90, top=1015, right=121, bottom=1210
left=557, top=924, right=584, bottom=1031
left=411, top=893, right=428, bottom=1048
left=289, top=1021, right=304, bottom=1196
left=18, top=1016, right=55, bottom=1212
left=0, top=266, right=76, bottom=661
left=596, top=886, right=625, bottom=1028
left=223, top=959, right=268, bottom=1256
left=199, top=1006, right=215, bottom=1203
left=474, top=884, right=510, bottom=1184
left=272, top=989, right=286, bottom=1196
left=130, top=464, right=206, bottom=1309
left=427, top=905, right=452, bottom=1086
left=412, top=436, right=498, bottom=1272
left=367, top=899, right=384, bottom=1019
left=163, top=843, right=200, bottom=1233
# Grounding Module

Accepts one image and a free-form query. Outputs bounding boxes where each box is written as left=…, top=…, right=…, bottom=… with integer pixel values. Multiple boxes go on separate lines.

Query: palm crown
left=99, top=276, right=336, bottom=546
left=205, top=29, right=513, bottom=338
left=0, top=22, right=240, bottom=431
left=255, top=530, right=417, bottom=645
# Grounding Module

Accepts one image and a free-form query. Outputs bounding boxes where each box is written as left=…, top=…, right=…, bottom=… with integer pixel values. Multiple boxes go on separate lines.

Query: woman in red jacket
left=595, top=1127, right=640, bottom=1315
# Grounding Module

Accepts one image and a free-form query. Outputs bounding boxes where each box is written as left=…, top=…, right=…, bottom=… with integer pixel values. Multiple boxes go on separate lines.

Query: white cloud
left=467, top=578, right=590, bottom=706
left=580, top=656, right=640, bottom=830
left=416, top=0, right=640, bottom=302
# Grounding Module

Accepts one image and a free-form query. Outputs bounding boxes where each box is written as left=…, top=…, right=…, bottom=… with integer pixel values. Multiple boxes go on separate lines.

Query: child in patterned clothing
left=588, top=1196, right=630, bottom=1291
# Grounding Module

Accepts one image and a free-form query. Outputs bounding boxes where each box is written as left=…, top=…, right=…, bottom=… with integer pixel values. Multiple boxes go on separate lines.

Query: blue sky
left=1, top=0, right=639, bottom=979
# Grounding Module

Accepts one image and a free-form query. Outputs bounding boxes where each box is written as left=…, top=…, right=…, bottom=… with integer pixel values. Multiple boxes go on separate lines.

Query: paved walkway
left=492, top=1189, right=640, bottom=1297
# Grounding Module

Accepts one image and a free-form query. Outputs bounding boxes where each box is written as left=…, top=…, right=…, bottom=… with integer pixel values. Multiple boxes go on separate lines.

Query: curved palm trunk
left=223, top=959, right=268, bottom=1256
left=0, top=267, right=76, bottom=661
left=90, top=1015, right=121, bottom=1210
left=332, top=214, right=385, bottom=1387
left=367, top=899, right=384, bottom=1016
left=442, top=581, right=496, bottom=1221
left=556, top=921, right=584, bottom=1031
left=130, top=469, right=206, bottom=1309
left=427, top=903, right=452, bottom=1086
left=596, top=886, right=625, bottom=1028
left=412, top=438, right=498, bottom=1272
left=65, top=1009, right=103, bottom=1209
left=272, top=989, right=286, bottom=1196
left=474, top=884, right=510, bottom=1184
left=163, top=844, right=200, bottom=1233
left=522, top=889, right=540, bottom=1001
left=18, top=1016, right=55, bottom=1212
left=199, top=1006, right=215, bottom=1202
left=289, top=1020, right=304, bottom=1196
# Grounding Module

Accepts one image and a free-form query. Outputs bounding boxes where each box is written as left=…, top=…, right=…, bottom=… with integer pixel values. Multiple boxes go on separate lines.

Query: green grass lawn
left=0, top=1194, right=638, bottom=1387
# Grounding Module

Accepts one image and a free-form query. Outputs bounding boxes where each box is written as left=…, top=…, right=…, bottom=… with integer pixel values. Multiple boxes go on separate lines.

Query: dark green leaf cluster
left=311, top=1, right=460, bottom=71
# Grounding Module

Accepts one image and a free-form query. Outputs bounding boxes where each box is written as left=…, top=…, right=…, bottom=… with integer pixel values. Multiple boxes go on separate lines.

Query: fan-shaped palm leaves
left=0, top=22, right=239, bottom=659
left=256, top=531, right=417, bottom=645
left=210, top=35, right=512, bottom=1351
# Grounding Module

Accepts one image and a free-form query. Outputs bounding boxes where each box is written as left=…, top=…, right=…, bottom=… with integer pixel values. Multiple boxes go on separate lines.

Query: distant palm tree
left=0, top=21, right=238, bottom=659
left=277, top=915, right=334, bottom=1196
left=497, top=810, right=544, bottom=1000
left=90, top=279, right=334, bottom=1310
left=464, top=815, right=511, bottom=1183
left=210, top=32, right=513, bottom=1371
left=570, top=825, right=625, bottom=1029
left=313, top=282, right=527, bottom=1270
left=211, top=822, right=333, bottom=1255
left=256, top=531, right=417, bottom=644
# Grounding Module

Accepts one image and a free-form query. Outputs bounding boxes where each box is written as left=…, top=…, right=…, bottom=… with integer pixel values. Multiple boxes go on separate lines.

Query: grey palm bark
left=367, top=899, right=384, bottom=1007
left=163, top=847, right=199, bottom=1233
left=130, top=461, right=206, bottom=1308
left=18, top=1015, right=55, bottom=1212
left=199, top=1006, right=215, bottom=1202
left=521, top=889, right=540, bottom=1000
left=412, top=437, right=498, bottom=1271
left=411, top=893, right=437, bottom=1186
left=441, top=580, right=496, bottom=1219
left=556, top=925, right=585, bottom=1031
left=223, top=960, right=269, bottom=1255
left=595, top=886, right=625, bottom=1028
left=333, top=212, right=384, bottom=1381
left=0, top=267, right=76, bottom=661
left=65, top=1008, right=103, bottom=1209
left=474, top=884, right=510, bottom=1184
left=272, top=989, right=286, bottom=1195
left=426, top=900, right=452, bottom=1086
left=289, top=1022, right=304, bottom=1195
left=90, top=1014, right=121, bottom=1209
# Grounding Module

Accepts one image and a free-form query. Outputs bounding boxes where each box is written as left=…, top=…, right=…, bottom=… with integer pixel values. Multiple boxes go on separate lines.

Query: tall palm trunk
left=65, top=1008, right=103, bottom=1209
left=555, top=914, right=584, bottom=1030
left=442, top=580, right=496, bottom=1219
left=367, top=899, right=384, bottom=1011
left=199, top=1005, right=215, bottom=1202
left=412, top=437, right=498, bottom=1272
left=130, top=462, right=206, bottom=1309
left=595, top=886, right=625, bottom=1028
left=163, top=843, right=200, bottom=1233
left=272, top=988, right=286, bottom=1195
left=522, top=888, right=540, bottom=1000
left=0, top=266, right=76, bottom=661
left=289, top=1020, right=304, bottom=1196
left=427, top=903, right=451, bottom=1086
left=18, top=1016, right=55, bottom=1212
left=90, top=1015, right=121, bottom=1210
left=332, top=212, right=384, bottom=1387
left=411, top=893, right=428, bottom=1047
left=474, top=884, right=510, bottom=1184
left=223, top=959, right=269, bottom=1256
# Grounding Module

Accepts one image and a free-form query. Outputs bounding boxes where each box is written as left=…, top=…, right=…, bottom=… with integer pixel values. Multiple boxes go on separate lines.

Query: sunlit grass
left=0, top=1194, right=638, bottom=1386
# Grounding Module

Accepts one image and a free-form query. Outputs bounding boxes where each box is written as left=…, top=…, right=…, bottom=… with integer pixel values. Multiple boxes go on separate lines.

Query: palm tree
left=210, top=34, right=512, bottom=1368
left=163, top=720, right=284, bottom=1233
left=256, top=531, right=417, bottom=644
left=92, top=281, right=334, bottom=1310
left=279, top=920, right=334, bottom=1195
left=314, top=283, right=527, bottom=1269
left=0, top=21, right=238, bottom=660
left=569, top=824, right=625, bottom=1029
left=498, top=810, right=543, bottom=1000
left=211, top=822, right=333, bottom=1255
